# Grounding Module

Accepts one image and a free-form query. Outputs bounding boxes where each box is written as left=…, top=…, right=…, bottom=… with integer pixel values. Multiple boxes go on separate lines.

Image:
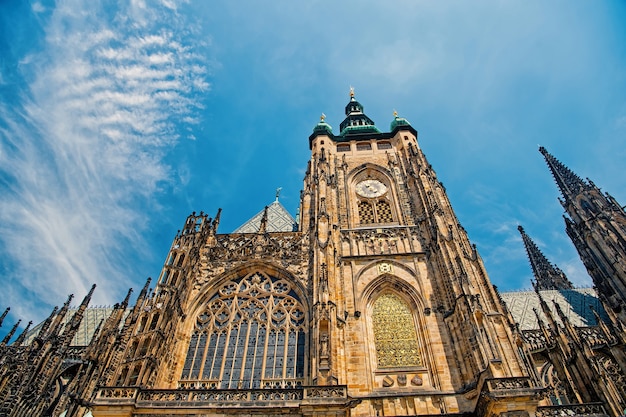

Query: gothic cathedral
left=1, top=91, right=625, bottom=417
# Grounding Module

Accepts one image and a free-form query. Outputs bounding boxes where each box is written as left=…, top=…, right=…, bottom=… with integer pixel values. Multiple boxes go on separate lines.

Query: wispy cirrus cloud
left=0, top=0, right=209, bottom=322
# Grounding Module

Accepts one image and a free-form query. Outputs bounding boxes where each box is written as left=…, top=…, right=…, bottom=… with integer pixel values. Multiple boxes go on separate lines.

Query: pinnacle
left=519, top=225, right=574, bottom=291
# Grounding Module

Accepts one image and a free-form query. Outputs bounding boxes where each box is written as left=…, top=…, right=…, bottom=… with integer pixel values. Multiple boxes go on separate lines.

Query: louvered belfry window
left=359, top=199, right=394, bottom=224
left=181, top=272, right=306, bottom=389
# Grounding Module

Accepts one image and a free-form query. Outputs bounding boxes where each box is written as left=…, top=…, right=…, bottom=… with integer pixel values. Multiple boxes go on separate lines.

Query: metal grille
left=358, top=201, right=375, bottom=224
left=359, top=199, right=394, bottom=224
left=376, top=200, right=393, bottom=223
left=182, top=272, right=306, bottom=388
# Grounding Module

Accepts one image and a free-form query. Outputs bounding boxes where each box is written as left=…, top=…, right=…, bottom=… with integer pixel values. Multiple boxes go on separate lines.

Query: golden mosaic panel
left=372, top=293, right=422, bottom=368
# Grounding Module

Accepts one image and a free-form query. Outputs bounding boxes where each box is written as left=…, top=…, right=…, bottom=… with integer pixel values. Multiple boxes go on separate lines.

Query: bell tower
left=301, top=90, right=541, bottom=416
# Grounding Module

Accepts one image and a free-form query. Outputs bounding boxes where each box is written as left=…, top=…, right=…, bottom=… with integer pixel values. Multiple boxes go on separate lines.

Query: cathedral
left=1, top=91, right=625, bottom=417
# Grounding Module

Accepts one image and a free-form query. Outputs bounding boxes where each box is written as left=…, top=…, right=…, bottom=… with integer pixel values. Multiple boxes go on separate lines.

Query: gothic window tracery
left=541, top=362, right=569, bottom=405
left=372, top=292, right=421, bottom=368
left=181, top=272, right=307, bottom=389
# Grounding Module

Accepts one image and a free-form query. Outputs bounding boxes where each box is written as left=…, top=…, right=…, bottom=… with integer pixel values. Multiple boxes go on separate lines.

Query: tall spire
left=518, top=225, right=574, bottom=290
left=539, top=146, right=590, bottom=203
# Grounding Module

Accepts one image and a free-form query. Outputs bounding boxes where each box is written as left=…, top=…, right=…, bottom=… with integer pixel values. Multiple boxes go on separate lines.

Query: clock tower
left=300, top=90, right=541, bottom=416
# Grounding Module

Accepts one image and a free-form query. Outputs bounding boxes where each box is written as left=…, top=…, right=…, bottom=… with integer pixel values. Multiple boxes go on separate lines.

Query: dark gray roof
left=500, top=288, right=607, bottom=330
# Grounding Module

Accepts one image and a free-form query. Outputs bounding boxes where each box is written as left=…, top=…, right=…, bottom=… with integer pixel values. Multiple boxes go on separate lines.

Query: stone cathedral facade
left=1, top=92, right=625, bottom=417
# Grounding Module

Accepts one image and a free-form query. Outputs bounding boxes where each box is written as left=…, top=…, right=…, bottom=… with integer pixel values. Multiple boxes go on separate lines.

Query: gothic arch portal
left=179, top=263, right=310, bottom=389
left=359, top=273, right=437, bottom=391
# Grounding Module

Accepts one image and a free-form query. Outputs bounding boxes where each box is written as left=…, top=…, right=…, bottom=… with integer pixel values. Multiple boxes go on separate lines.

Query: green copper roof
left=308, top=92, right=416, bottom=148
left=313, top=120, right=333, bottom=135
left=339, top=94, right=380, bottom=136
left=390, top=114, right=411, bottom=130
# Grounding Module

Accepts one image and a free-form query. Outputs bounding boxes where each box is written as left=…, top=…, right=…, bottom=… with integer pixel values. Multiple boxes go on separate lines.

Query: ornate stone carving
left=411, top=375, right=423, bottom=386
left=304, top=386, right=347, bottom=398
left=195, top=232, right=309, bottom=288
left=382, top=376, right=394, bottom=387
left=397, top=374, right=407, bottom=386
left=340, top=226, right=423, bottom=257
left=378, top=262, right=393, bottom=274
left=522, top=329, right=548, bottom=352
left=96, top=387, right=138, bottom=400
left=577, top=326, right=607, bottom=349
left=535, top=403, right=608, bottom=417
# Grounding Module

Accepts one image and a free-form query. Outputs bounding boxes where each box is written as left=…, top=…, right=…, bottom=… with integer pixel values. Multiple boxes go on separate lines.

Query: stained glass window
left=181, top=272, right=307, bottom=388
left=372, top=293, right=421, bottom=368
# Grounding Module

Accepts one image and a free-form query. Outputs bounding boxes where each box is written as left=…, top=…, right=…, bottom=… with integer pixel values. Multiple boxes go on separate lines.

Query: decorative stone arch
left=358, top=272, right=434, bottom=390
left=189, top=260, right=310, bottom=316
left=539, top=361, right=569, bottom=405
left=178, top=261, right=310, bottom=389
left=347, top=163, right=399, bottom=227
left=42, top=362, right=82, bottom=416
left=594, top=350, right=626, bottom=400
left=353, top=260, right=427, bottom=309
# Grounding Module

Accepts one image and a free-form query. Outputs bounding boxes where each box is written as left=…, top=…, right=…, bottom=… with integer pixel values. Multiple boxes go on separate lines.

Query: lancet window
left=372, top=292, right=421, bottom=368
left=181, top=272, right=307, bottom=389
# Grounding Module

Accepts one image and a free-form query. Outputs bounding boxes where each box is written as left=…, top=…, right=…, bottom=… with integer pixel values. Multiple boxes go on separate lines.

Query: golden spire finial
left=393, top=109, right=398, bottom=117
left=320, top=113, right=326, bottom=122
left=349, top=86, right=355, bottom=98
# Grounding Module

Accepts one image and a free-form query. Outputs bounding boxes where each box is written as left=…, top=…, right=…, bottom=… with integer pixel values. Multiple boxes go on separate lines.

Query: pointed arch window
left=181, top=272, right=307, bottom=388
left=372, top=293, right=421, bottom=368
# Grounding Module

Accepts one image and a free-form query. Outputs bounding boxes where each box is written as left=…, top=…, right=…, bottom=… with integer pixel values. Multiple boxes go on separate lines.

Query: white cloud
left=32, top=2, right=46, bottom=13
left=0, top=0, right=208, bottom=322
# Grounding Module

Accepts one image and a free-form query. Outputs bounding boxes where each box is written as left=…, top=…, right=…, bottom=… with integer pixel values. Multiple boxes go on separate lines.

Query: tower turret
left=540, top=146, right=626, bottom=329
left=339, top=88, right=380, bottom=136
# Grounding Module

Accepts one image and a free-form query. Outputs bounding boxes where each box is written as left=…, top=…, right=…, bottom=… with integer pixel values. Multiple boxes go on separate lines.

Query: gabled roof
left=500, top=288, right=608, bottom=330
left=233, top=200, right=297, bottom=233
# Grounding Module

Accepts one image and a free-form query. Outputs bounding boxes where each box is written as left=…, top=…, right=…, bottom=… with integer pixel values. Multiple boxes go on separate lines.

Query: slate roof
left=233, top=200, right=297, bottom=233
left=500, top=288, right=608, bottom=330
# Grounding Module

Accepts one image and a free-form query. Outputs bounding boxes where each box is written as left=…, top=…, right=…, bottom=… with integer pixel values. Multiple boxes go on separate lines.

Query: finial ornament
left=349, top=86, right=355, bottom=98
left=275, top=187, right=282, bottom=201
left=393, top=109, right=398, bottom=117
left=320, top=113, right=326, bottom=122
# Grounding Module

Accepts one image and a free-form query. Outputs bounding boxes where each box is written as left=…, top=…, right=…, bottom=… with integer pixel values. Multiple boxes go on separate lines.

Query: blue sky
left=1, top=0, right=625, bottom=339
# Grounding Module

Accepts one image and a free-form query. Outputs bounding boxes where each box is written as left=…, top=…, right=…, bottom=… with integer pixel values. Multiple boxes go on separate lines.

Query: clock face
left=356, top=179, right=387, bottom=198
